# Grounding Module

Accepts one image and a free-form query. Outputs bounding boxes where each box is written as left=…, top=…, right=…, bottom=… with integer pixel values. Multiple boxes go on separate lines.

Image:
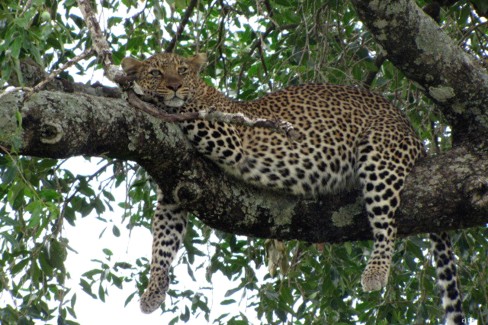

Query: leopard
left=121, top=52, right=464, bottom=324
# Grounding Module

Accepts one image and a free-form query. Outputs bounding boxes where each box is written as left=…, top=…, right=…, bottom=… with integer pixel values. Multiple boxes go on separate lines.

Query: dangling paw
left=361, top=264, right=389, bottom=292
left=140, top=270, right=169, bottom=314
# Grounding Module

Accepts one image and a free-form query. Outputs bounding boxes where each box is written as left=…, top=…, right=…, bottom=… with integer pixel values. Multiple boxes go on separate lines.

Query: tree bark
left=351, top=0, right=488, bottom=144
left=1, top=90, right=487, bottom=244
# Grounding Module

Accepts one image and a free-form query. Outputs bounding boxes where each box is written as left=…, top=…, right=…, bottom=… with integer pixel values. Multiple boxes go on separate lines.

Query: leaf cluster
left=0, top=0, right=487, bottom=324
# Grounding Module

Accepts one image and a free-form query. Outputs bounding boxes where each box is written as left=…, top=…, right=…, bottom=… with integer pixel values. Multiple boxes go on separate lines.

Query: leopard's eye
left=149, top=69, right=162, bottom=77
left=178, top=66, right=189, bottom=75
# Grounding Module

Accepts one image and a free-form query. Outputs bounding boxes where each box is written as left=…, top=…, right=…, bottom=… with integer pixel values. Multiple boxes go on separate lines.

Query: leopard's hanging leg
left=140, top=187, right=188, bottom=314
left=357, top=137, right=414, bottom=292
left=359, top=167, right=400, bottom=292
left=430, top=232, right=464, bottom=325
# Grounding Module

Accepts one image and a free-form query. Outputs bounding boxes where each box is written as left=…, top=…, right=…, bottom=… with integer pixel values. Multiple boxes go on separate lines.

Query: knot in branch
left=464, top=175, right=488, bottom=209
left=40, top=120, right=64, bottom=144
left=172, top=181, right=202, bottom=204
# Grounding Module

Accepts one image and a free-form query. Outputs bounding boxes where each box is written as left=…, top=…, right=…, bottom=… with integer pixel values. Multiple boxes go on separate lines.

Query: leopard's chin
left=164, top=98, right=185, bottom=107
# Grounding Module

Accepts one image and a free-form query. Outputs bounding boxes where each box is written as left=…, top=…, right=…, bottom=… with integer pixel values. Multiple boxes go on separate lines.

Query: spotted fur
left=430, top=233, right=464, bottom=325
left=122, top=53, right=463, bottom=323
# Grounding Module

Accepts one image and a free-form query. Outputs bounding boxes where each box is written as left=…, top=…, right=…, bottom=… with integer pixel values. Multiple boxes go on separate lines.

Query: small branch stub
left=464, top=175, right=488, bottom=209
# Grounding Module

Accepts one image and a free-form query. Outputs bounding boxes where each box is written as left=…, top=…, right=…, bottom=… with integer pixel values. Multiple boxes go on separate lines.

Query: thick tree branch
left=1, top=91, right=487, bottom=244
left=351, top=0, right=488, bottom=144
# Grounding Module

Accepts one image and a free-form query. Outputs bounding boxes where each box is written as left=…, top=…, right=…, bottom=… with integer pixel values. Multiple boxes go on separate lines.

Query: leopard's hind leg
left=358, top=155, right=401, bottom=292
left=140, top=187, right=188, bottom=314
left=357, top=132, right=420, bottom=292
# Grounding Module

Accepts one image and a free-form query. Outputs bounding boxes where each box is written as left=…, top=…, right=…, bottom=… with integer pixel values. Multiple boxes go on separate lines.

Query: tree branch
left=31, top=48, right=95, bottom=92
left=351, top=0, right=488, bottom=144
left=5, top=0, right=486, bottom=246
left=165, top=0, right=199, bottom=53
left=77, top=0, right=124, bottom=83
left=1, top=91, right=487, bottom=244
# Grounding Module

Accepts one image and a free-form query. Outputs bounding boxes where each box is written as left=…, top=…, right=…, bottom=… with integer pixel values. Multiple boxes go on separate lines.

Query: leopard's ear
left=188, top=53, right=207, bottom=71
left=121, top=57, right=144, bottom=77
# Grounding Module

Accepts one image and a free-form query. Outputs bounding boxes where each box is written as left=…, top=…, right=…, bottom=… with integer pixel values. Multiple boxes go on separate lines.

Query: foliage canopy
left=0, top=0, right=487, bottom=324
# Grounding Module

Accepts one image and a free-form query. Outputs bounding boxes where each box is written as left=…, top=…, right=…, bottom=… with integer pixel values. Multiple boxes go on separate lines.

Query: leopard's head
left=121, top=53, right=207, bottom=108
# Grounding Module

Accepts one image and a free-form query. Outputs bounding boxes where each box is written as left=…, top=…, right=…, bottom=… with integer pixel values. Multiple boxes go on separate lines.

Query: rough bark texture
left=352, top=0, right=488, bottom=144
left=1, top=90, right=487, bottom=244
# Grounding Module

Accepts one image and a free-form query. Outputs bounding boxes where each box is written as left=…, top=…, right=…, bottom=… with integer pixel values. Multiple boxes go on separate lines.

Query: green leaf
left=10, top=36, right=23, bottom=59
left=224, top=286, right=241, bottom=297
left=48, top=239, right=67, bottom=269
left=102, top=248, right=113, bottom=256
left=79, top=279, right=96, bottom=299
left=7, top=182, right=26, bottom=209
left=180, top=306, right=190, bottom=322
left=11, top=258, right=30, bottom=275
left=114, top=262, right=132, bottom=269
left=82, top=269, right=102, bottom=278
left=39, top=249, right=54, bottom=277
left=124, top=291, right=137, bottom=307
left=40, top=189, right=61, bottom=201
left=25, top=200, right=43, bottom=228
left=112, top=225, right=120, bottom=237
left=1, top=165, right=17, bottom=184
left=98, top=285, right=105, bottom=302
left=220, top=299, right=236, bottom=305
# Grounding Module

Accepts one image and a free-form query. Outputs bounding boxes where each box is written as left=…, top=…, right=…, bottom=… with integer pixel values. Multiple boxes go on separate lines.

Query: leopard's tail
left=429, top=232, right=464, bottom=325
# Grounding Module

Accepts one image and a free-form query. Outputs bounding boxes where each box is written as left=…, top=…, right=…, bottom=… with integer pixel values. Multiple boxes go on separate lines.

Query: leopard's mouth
left=164, top=97, right=185, bottom=108
left=160, top=91, right=187, bottom=108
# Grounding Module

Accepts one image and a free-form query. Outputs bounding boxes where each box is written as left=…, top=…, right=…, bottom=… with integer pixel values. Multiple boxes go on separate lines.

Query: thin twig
left=363, top=53, right=386, bottom=88
left=20, top=0, right=33, bottom=16
left=31, top=48, right=95, bottom=92
left=126, top=90, right=303, bottom=141
left=165, top=0, right=199, bottom=53
left=257, top=34, right=273, bottom=91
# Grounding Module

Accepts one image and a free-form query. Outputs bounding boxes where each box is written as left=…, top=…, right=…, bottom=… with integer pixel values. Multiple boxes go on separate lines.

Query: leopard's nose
left=167, top=82, right=182, bottom=91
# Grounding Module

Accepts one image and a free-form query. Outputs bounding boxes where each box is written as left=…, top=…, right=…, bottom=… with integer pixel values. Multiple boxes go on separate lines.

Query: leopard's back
left=184, top=84, right=423, bottom=197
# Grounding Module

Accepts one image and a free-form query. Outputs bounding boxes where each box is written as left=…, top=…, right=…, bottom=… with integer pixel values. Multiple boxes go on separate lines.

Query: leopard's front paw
left=361, top=265, right=389, bottom=292
left=140, top=290, right=166, bottom=314
left=140, top=270, right=169, bottom=314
